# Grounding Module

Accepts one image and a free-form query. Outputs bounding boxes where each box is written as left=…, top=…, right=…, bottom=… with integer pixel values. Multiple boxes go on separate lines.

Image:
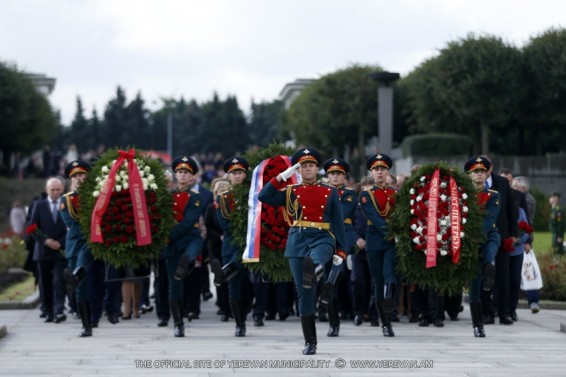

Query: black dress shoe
left=390, top=314, right=400, bottom=322
left=433, top=318, right=444, bottom=327
left=511, top=311, right=518, bottom=321
left=39, top=312, right=47, bottom=318
left=220, top=314, right=230, bottom=322
left=122, top=313, right=132, bottom=320
left=44, top=315, right=54, bottom=323
left=107, top=314, right=119, bottom=324
left=418, top=318, right=430, bottom=327
left=157, top=318, right=168, bottom=327
left=353, top=315, right=363, bottom=326
left=253, top=317, right=264, bottom=327
left=499, top=316, right=514, bottom=325
left=483, top=315, right=495, bottom=325
left=140, top=305, right=154, bottom=314
left=54, top=314, right=67, bottom=323
left=278, top=311, right=289, bottom=321
left=202, top=292, right=213, bottom=301
left=92, top=321, right=99, bottom=328
left=188, top=312, right=199, bottom=320
left=265, top=313, right=276, bottom=320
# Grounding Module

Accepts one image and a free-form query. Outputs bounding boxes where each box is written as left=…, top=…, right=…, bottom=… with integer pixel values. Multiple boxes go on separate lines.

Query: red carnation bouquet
left=260, top=156, right=292, bottom=251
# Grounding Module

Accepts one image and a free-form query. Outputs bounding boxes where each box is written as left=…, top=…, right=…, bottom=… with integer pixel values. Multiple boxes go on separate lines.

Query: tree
left=521, top=27, right=566, bottom=155
left=248, top=99, right=284, bottom=147
left=102, top=86, right=128, bottom=149
left=402, top=34, right=525, bottom=155
left=66, top=97, right=89, bottom=151
left=0, top=62, right=57, bottom=168
left=283, top=64, right=383, bottom=176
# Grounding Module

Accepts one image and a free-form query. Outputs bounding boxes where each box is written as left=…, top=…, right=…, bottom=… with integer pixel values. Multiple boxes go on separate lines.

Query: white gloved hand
left=279, top=163, right=301, bottom=181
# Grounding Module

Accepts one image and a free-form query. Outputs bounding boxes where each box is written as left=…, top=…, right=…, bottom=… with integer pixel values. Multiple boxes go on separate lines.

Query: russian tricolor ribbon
left=91, top=149, right=152, bottom=246
left=243, top=156, right=294, bottom=262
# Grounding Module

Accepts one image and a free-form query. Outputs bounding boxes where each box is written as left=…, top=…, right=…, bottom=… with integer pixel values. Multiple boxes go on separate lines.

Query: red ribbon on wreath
left=449, top=176, right=461, bottom=264
left=426, top=169, right=440, bottom=268
left=91, top=149, right=152, bottom=246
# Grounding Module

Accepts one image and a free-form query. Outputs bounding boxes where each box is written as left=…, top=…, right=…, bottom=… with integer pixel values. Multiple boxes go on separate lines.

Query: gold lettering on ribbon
left=449, top=177, right=461, bottom=263
left=426, top=169, right=440, bottom=268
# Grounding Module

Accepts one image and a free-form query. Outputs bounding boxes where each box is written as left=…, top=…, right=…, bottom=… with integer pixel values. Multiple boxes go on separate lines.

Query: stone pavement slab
left=0, top=295, right=565, bottom=377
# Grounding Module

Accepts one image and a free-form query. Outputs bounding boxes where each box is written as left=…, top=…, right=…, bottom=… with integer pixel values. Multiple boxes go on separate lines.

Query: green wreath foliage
left=231, top=143, right=295, bottom=282
left=78, top=148, right=175, bottom=268
left=388, top=161, right=484, bottom=295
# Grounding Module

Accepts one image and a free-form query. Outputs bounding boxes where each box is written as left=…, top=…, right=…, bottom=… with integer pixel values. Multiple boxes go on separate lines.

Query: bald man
left=30, top=176, right=68, bottom=323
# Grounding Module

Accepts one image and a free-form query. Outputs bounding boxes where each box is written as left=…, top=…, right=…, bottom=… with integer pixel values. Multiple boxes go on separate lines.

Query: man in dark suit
left=30, top=176, right=68, bottom=323
left=483, top=158, right=518, bottom=325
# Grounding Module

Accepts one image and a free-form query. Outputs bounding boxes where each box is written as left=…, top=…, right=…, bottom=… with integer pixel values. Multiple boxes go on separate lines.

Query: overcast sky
left=1, top=0, right=564, bottom=125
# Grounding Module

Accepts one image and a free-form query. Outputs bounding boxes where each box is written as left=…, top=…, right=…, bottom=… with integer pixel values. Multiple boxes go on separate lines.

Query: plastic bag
left=521, top=250, right=543, bottom=291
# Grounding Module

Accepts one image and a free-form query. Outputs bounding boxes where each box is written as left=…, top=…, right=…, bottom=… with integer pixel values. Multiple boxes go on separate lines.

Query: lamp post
left=370, top=71, right=400, bottom=157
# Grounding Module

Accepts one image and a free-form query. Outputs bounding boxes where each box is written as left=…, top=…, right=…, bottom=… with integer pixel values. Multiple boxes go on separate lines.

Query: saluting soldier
left=464, top=156, right=501, bottom=337
left=549, top=192, right=564, bottom=255
left=320, top=157, right=359, bottom=337
left=60, top=160, right=94, bottom=337
left=359, top=153, right=397, bottom=338
left=258, top=148, right=346, bottom=355
left=166, top=156, right=203, bottom=337
left=210, top=157, right=251, bottom=337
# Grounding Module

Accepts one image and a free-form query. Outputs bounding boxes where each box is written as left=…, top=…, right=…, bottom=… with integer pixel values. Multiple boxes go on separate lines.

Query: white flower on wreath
left=115, top=184, right=122, bottom=192
left=412, top=236, right=420, bottom=244
left=440, top=182, right=447, bottom=189
left=93, top=190, right=100, bottom=198
left=149, top=183, right=158, bottom=190
left=101, top=166, right=109, bottom=174
left=410, top=188, right=415, bottom=195
left=123, top=182, right=129, bottom=190
left=462, top=193, right=468, bottom=200
left=463, top=206, right=468, bottom=213
left=462, top=218, right=467, bottom=224
left=440, top=194, right=447, bottom=202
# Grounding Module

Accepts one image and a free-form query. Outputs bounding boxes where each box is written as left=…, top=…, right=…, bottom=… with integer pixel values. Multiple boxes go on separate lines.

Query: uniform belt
left=292, top=220, right=330, bottom=230
left=194, top=223, right=200, bottom=228
left=367, top=220, right=373, bottom=225
left=344, top=218, right=352, bottom=224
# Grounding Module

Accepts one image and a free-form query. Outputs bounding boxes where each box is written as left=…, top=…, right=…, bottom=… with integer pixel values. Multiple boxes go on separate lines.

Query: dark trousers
left=88, top=259, right=106, bottom=323
left=253, top=273, right=269, bottom=319
left=154, top=258, right=170, bottom=321
left=183, top=266, right=202, bottom=316
left=350, top=252, right=371, bottom=315
left=37, top=258, right=67, bottom=316
left=509, top=254, right=524, bottom=314
left=104, top=264, right=122, bottom=317
left=494, top=249, right=511, bottom=318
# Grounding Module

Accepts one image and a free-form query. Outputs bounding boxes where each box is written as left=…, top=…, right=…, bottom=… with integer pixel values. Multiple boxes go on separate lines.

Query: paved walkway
left=1, top=289, right=565, bottom=377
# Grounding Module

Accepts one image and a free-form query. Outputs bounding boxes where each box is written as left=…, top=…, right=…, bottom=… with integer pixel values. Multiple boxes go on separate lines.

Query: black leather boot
left=65, top=267, right=87, bottom=293
left=301, top=315, right=317, bottom=355
left=470, top=301, right=485, bottom=337
left=211, top=260, right=239, bottom=286
left=482, top=263, right=495, bottom=291
left=302, top=256, right=324, bottom=289
left=230, top=300, right=246, bottom=337
left=326, top=299, right=340, bottom=337
left=321, top=261, right=342, bottom=304
left=174, top=254, right=196, bottom=280
left=77, top=301, right=92, bottom=337
left=170, top=300, right=185, bottom=337
left=376, top=301, right=395, bottom=337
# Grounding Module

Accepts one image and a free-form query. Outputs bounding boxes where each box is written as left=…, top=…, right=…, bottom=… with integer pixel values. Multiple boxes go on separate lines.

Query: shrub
left=538, top=253, right=566, bottom=301
left=0, top=230, right=27, bottom=273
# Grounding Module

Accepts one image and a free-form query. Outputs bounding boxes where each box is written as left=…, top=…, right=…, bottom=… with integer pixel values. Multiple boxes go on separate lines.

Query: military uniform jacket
left=258, top=177, right=346, bottom=257
left=359, top=185, right=396, bottom=252
left=216, top=189, right=241, bottom=258
left=169, top=188, right=202, bottom=251
left=60, top=191, right=87, bottom=259
left=336, top=185, right=361, bottom=252
left=478, top=189, right=501, bottom=255
left=550, top=206, right=564, bottom=237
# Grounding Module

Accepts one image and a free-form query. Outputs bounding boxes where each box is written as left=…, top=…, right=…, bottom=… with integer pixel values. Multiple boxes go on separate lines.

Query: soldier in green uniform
left=549, top=192, right=564, bottom=255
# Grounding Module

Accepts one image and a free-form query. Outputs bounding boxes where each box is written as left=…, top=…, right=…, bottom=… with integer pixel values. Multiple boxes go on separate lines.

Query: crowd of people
left=14, top=146, right=562, bottom=356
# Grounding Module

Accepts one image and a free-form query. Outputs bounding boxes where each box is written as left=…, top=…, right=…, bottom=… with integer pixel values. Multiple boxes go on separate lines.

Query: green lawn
left=0, top=275, right=35, bottom=302
left=532, top=231, right=553, bottom=255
